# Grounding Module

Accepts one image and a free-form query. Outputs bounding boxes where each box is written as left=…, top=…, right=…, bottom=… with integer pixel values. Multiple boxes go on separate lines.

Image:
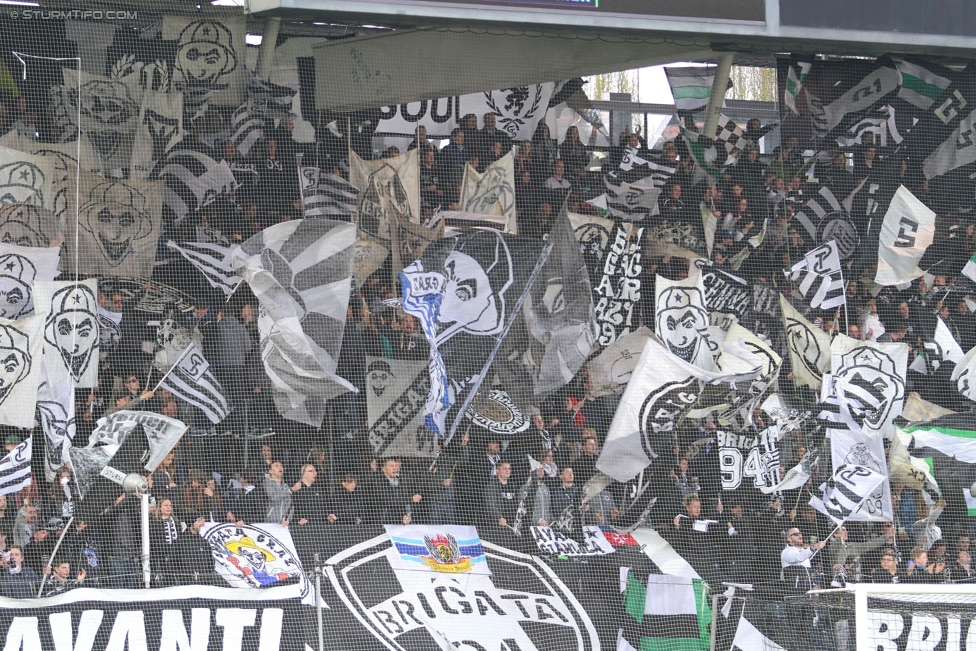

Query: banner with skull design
left=365, top=356, right=437, bottom=458
left=161, top=15, right=246, bottom=109
left=596, top=335, right=762, bottom=483
left=34, top=279, right=99, bottom=388
left=0, top=203, right=62, bottom=249
left=779, top=293, right=832, bottom=390
left=819, top=335, right=907, bottom=522
left=0, top=243, right=60, bottom=320
left=63, top=174, right=163, bottom=278
left=0, top=145, right=53, bottom=208
left=400, top=229, right=551, bottom=441
left=50, top=70, right=143, bottom=173
left=229, top=219, right=357, bottom=427
left=523, top=208, right=597, bottom=396
left=26, top=143, right=78, bottom=231
left=655, top=271, right=719, bottom=372
left=0, top=313, right=44, bottom=428
left=460, top=152, right=516, bottom=220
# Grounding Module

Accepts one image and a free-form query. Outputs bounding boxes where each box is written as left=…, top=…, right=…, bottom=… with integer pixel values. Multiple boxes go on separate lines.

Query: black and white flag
left=791, top=185, right=859, bottom=260
left=159, top=148, right=239, bottom=225
left=522, top=208, right=597, bottom=396
left=820, top=336, right=906, bottom=521
left=166, top=239, right=242, bottom=297
left=810, top=464, right=887, bottom=525
left=608, top=147, right=675, bottom=187
left=0, top=436, right=31, bottom=497
left=597, top=335, right=761, bottom=482
left=157, top=343, right=231, bottom=424
left=161, top=16, right=246, bottom=108
left=874, top=185, right=936, bottom=286
left=300, top=166, right=359, bottom=219
left=230, top=220, right=357, bottom=426
left=780, top=293, right=831, bottom=390
left=365, top=357, right=436, bottom=458
left=0, top=243, right=60, bottom=320
left=400, top=229, right=550, bottom=440
left=785, top=240, right=846, bottom=310
left=228, top=69, right=297, bottom=155
left=0, top=145, right=52, bottom=207
left=655, top=271, right=719, bottom=371
left=588, top=218, right=646, bottom=346
left=37, top=378, right=76, bottom=483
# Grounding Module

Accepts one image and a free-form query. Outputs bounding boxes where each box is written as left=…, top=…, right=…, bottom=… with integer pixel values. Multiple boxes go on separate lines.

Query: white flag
left=810, top=464, right=888, bottom=526
left=874, top=186, right=936, bottom=286
left=0, top=437, right=31, bottom=497
left=780, top=294, right=832, bottom=390
left=158, top=343, right=230, bottom=424
left=655, top=271, right=718, bottom=371
left=0, top=313, right=43, bottom=429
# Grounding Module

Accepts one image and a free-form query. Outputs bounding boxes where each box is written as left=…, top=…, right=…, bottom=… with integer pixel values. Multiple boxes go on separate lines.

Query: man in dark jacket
left=292, top=464, right=330, bottom=527
left=369, top=459, right=414, bottom=525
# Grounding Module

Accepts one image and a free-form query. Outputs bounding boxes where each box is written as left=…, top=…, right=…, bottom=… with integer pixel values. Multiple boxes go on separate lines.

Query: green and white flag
left=962, top=251, right=976, bottom=284
left=619, top=571, right=711, bottom=651
left=665, top=66, right=730, bottom=113
left=784, top=60, right=812, bottom=114
left=904, top=415, right=976, bottom=464
left=895, top=58, right=953, bottom=110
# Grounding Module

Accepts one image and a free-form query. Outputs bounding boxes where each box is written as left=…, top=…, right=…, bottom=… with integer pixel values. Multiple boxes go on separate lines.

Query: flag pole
left=296, top=152, right=306, bottom=217
left=153, top=344, right=195, bottom=392
left=225, top=278, right=246, bottom=303
left=36, top=516, right=74, bottom=597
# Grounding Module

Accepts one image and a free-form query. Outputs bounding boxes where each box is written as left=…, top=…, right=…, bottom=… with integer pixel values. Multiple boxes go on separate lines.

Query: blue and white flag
left=400, top=229, right=550, bottom=440
left=385, top=525, right=490, bottom=576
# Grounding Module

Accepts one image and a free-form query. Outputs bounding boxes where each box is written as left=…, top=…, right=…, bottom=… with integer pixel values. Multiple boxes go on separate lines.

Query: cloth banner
left=230, top=220, right=357, bottom=426
left=0, top=436, right=31, bottom=497
left=786, top=240, right=846, bottom=310
left=584, top=326, right=653, bottom=397
left=531, top=526, right=614, bottom=557
left=0, top=585, right=307, bottom=651
left=399, top=229, right=550, bottom=440
left=568, top=211, right=640, bottom=348
left=810, top=463, right=888, bottom=525
left=161, top=15, right=246, bottom=108
left=63, top=174, right=163, bottom=278
left=365, top=356, right=437, bottom=458
left=0, top=242, right=59, bottom=321
left=37, top=378, right=76, bottom=483
left=349, top=147, right=421, bottom=255
left=201, top=521, right=319, bottom=606
left=460, top=152, right=516, bottom=218
left=0, top=313, right=43, bottom=429
left=779, top=293, right=831, bottom=390
left=952, top=344, right=976, bottom=402
left=157, top=343, right=231, bottom=424
left=385, top=524, right=489, bottom=575
left=665, top=66, right=729, bottom=113
left=166, top=239, right=241, bottom=297
left=655, top=271, right=718, bottom=371
left=874, top=185, right=937, bottom=286
left=159, top=148, right=239, bottom=225
left=0, top=145, right=53, bottom=208
left=35, top=279, right=99, bottom=388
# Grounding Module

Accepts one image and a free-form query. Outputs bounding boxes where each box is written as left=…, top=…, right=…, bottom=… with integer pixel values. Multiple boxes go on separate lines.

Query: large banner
left=375, top=83, right=555, bottom=139
left=327, top=531, right=598, bottom=651
left=0, top=585, right=307, bottom=651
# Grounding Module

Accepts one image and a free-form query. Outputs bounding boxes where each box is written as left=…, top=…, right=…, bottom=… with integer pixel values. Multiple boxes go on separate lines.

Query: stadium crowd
left=0, top=91, right=974, bottom=603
